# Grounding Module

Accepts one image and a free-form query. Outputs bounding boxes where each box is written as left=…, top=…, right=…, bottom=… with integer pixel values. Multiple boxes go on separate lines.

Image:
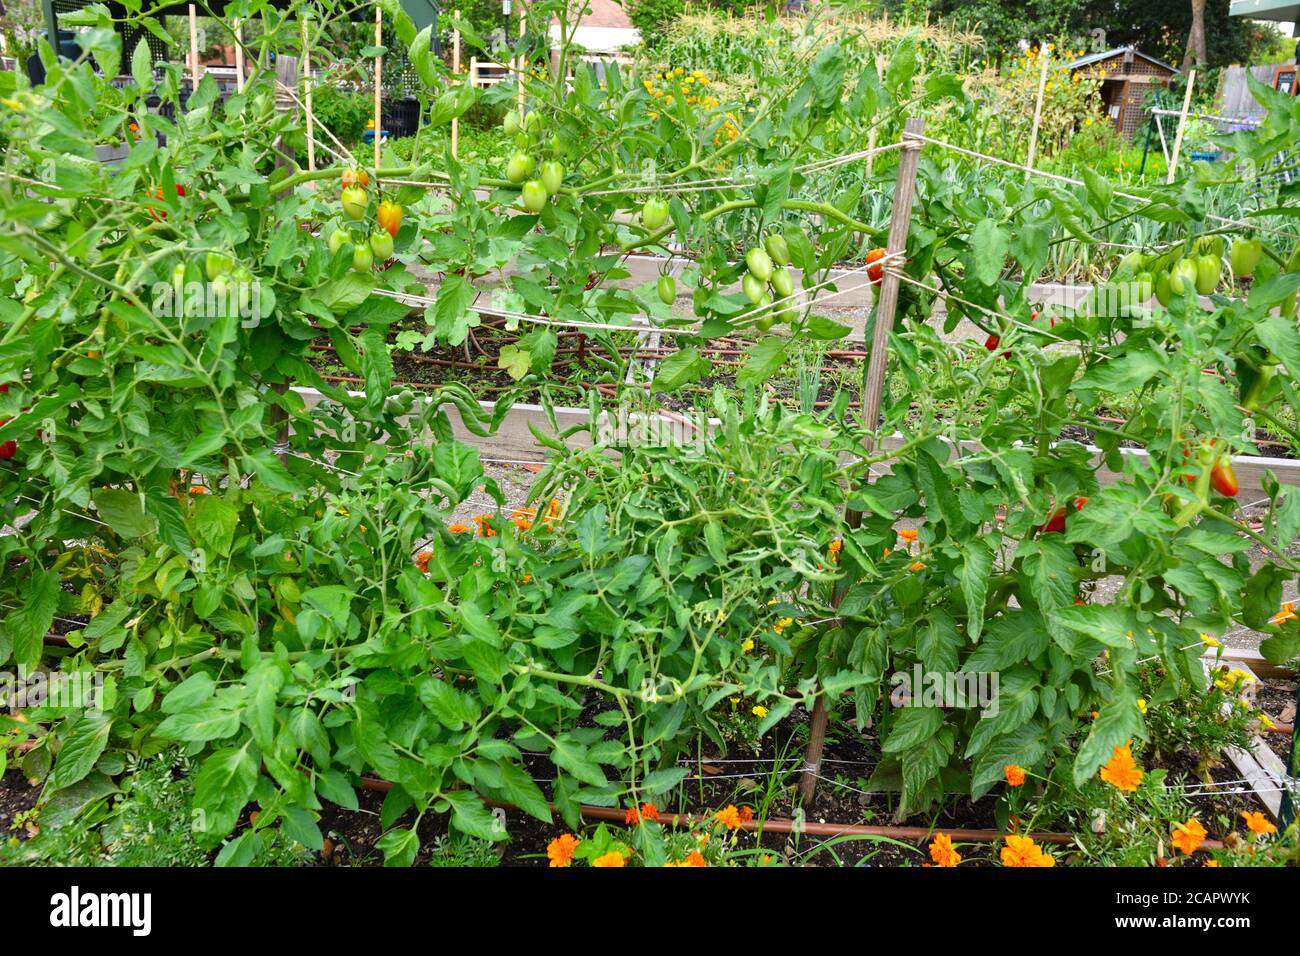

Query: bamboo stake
left=452, top=10, right=461, bottom=159
left=1026, top=47, right=1049, bottom=172
left=302, top=16, right=315, bottom=172
left=517, top=0, right=526, bottom=121
left=187, top=4, right=201, bottom=88
left=234, top=18, right=244, bottom=93
left=374, top=5, right=383, bottom=172
left=799, top=117, right=926, bottom=810
left=1167, top=69, right=1197, bottom=184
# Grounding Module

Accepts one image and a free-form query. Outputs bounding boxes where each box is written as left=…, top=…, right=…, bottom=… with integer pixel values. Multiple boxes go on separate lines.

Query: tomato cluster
left=327, top=168, right=401, bottom=272
left=504, top=110, right=564, bottom=215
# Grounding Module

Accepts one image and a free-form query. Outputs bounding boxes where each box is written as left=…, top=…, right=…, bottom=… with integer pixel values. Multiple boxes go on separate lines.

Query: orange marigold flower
left=898, top=528, right=919, bottom=542
left=1171, top=817, right=1206, bottom=855
left=1241, top=811, right=1276, bottom=835
left=624, top=805, right=640, bottom=825
left=1000, top=834, right=1056, bottom=867
left=682, top=849, right=707, bottom=867
left=1004, top=764, right=1026, bottom=787
left=1099, top=742, right=1144, bottom=792
left=738, top=805, right=754, bottom=823
left=591, top=850, right=626, bottom=867
left=414, top=550, right=433, bottom=573
left=640, top=802, right=661, bottom=822
left=1270, top=601, right=1296, bottom=624
left=1204, top=858, right=1220, bottom=867
left=513, top=517, right=533, bottom=532
left=714, top=805, right=743, bottom=830
left=472, top=514, right=497, bottom=537
left=828, top=538, right=842, bottom=561
left=929, top=832, right=961, bottom=867
left=547, top=833, right=579, bottom=867
left=188, top=485, right=208, bottom=495
left=909, top=562, right=926, bottom=571
left=447, top=523, right=471, bottom=533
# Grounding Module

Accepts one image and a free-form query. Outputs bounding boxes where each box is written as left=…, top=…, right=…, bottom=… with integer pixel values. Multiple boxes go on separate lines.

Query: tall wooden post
left=798, top=117, right=925, bottom=809
left=1167, top=69, right=1197, bottom=184
left=374, top=5, right=383, bottom=171
left=451, top=11, right=461, bottom=159
left=233, top=19, right=245, bottom=93
left=187, top=4, right=201, bottom=88
left=1026, top=48, right=1049, bottom=171
left=302, top=16, right=316, bottom=172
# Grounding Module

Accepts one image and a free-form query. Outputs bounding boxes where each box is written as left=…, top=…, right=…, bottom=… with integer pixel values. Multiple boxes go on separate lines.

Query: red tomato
left=1036, top=507, right=1067, bottom=534
left=866, top=247, right=886, bottom=285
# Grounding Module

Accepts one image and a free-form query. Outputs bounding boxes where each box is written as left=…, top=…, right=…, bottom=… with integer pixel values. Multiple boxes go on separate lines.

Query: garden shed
left=1067, top=46, right=1179, bottom=137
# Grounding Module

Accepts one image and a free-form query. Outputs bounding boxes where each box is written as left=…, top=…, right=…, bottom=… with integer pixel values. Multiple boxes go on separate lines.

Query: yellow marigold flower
left=715, top=805, right=743, bottom=830
left=547, top=833, right=579, bottom=867
left=740, top=638, right=755, bottom=653
left=1004, top=764, right=1026, bottom=787
left=591, top=850, right=627, bottom=867
left=1171, top=817, right=1206, bottom=855
left=1241, top=811, right=1276, bottom=835
left=1200, top=633, right=1222, bottom=648
left=1204, top=858, right=1220, bottom=867
left=1001, top=834, right=1055, bottom=867
left=1136, top=698, right=1147, bottom=715
left=1259, top=712, right=1277, bottom=731
left=752, top=704, right=768, bottom=718
left=1100, top=742, right=1144, bottom=792
left=928, top=832, right=961, bottom=867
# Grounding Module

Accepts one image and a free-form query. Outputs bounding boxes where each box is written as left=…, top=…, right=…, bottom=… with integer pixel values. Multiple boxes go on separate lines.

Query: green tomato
left=1194, top=254, right=1221, bottom=295
left=1230, top=238, right=1263, bottom=278
left=352, top=244, right=374, bottom=272
left=506, top=152, right=536, bottom=185
left=328, top=228, right=351, bottom=256
left=540, top=160, right=564, bottom=197
left=745, top=247, right=773, bottom=283
left=1168, top=258, right=1199, bottom=297
left=502, top=111, right=520, bottom=136
left=1154, top=270, right=1173, bottom=306
left=770, top=266, right=795, bottom=300
left=341, top=186, right=367, bottom=220
left=521, top=180, right=548, bottom=214
left=764, top=233, right=791, bottom=267
left=205, top=251, right=233, bottom=281
left=742, top=273, right=765, bottom=305
left=755, top=315, right=777, bottom=332
left=657, top=275, right=677, bottom=305
left=1195, top=234, right=1225, bottom=259
left=369, top=230, right=394, bottom=261
left=641, top=197, right=669, bottom=231
left=1116, top=251, right=1143, bottom=278
left=171, top=263, right=187, bottom=288
left=1134, top=271, right=1154, bottom=303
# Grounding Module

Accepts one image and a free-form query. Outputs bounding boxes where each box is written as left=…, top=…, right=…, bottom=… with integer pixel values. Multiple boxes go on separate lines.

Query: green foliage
left=0, top=752, right=312, bottom=866
left=309, top=86, right=375, bottom=147
left=628, top=0, right=687, bottom=48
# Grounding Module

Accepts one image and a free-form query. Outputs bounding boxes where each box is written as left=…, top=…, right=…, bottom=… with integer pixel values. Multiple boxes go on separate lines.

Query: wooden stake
left=374, top=5, right=383, bottom=171
left=1167, top=69, right=1197, bottom=184
left=798, top=117, right=926, bottom=810
left=187, top=4, right=201, bottom=88
left=1026, top=47, right=1049, bottom=171
left=452, top=10, right=461, bottom=159
left=234, top=18, right=244, bottom=93
left=303, top=17, right=315, bottom=172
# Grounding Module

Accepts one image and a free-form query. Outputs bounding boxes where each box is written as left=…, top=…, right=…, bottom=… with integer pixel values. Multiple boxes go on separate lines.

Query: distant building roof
left=1067, top=46, right=1180, bottom=75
